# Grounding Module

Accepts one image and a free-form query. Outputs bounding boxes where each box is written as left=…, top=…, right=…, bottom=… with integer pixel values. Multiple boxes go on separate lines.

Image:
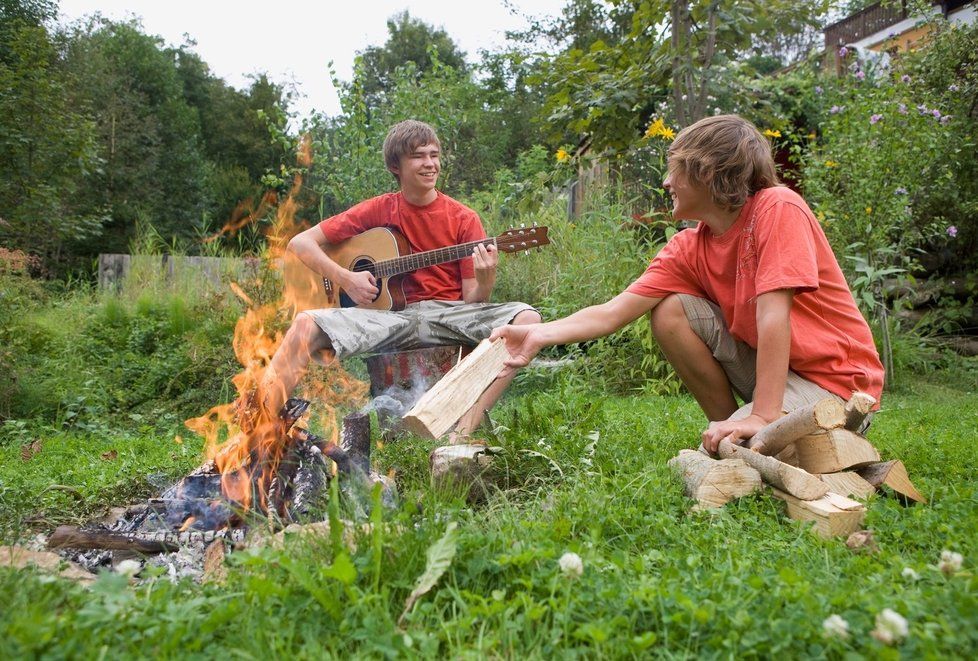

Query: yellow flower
left=865, top=206, right=873, bottom=214
left=824, top=160, right=838, bottom=168
left=556, top=148, right=570, bottom=163
left=645, top=118, right=675, bottom=140
left=763, top=129, right=782, bottom=138
left=807, top=132, right=816, bottom=140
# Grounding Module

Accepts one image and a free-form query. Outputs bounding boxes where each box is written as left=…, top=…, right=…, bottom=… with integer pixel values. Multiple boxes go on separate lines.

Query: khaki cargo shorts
left=676, top=294, right=845, bottom=421
left=304, top=300, right=537, bottom=359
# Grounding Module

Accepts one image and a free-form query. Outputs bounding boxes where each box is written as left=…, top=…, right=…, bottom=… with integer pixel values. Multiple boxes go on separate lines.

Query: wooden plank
left=770, top=488, right=867, bottom=539
left=857, top=460, right=926, bottom=504
left=402, top=339, right=510, bottom=440
left=818, top=471, right=877, bottom=500
left=667, top=449, right=762, bottom=509
left=717, top=439, right=828, bottom=500
left=792, top=429, right=881, bottom=474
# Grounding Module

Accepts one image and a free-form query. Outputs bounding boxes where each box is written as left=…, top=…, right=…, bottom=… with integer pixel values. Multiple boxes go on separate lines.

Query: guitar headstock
left=496, top=226, right=551, bottom=253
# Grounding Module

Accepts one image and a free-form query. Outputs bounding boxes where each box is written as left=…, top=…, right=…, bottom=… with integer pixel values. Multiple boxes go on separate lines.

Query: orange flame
left=184, top=135, right=367, bottom=513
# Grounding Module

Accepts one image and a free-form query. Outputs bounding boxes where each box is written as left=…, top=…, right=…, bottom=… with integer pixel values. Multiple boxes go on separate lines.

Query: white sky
left=57, top=0, right=567, bottom=120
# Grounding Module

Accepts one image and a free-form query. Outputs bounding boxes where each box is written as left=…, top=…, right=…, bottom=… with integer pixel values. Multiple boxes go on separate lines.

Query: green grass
left=2, top=378, right=976, bottom=658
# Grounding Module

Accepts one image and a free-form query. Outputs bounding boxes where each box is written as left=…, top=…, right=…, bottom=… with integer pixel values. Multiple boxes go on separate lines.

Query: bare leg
left=649, top=295, right=737, bottom=421
left=258, top=313, right=334, bottom=418
left=452, top=309, right=543, bottom=440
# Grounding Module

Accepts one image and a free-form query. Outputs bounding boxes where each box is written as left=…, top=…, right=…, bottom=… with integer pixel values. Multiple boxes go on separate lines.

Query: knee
left=287, top=313, right=330, bottom=352
left=649, top=295, right=688, bottom=340
left=511, top=309, right=543, bottom=326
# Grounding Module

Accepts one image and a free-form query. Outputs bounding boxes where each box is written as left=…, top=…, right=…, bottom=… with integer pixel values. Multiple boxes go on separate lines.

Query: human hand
left=489, top=323, right=544, bottom=377
left=341, top=269, right=379, bottom=306
left=700, top=413, right=769, bottom=455
left=473, top=243, right=498, bottom=286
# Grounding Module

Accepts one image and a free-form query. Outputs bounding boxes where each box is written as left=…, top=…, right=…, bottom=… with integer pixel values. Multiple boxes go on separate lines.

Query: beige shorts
left=677, top=294, right=843, bottom=420
left=304, top=300, right=537, bottom=359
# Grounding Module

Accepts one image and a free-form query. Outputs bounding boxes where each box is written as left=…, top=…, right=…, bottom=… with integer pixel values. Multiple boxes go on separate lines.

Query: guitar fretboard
left=353, top=237, right=499, bottom=278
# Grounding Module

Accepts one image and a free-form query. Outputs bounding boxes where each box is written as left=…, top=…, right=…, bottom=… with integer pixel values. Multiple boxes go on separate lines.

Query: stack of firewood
left=668, top=393, right=926, bottom=538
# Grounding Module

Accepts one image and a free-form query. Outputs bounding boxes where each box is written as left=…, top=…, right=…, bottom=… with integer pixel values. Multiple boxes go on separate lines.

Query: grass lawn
left=1, top=377, right=976, bottom=657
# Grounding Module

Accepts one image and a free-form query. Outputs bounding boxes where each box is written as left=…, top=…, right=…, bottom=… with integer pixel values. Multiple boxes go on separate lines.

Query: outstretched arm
left=288, top=225, right=378, bottom=306
left=489, top=291, right=662, bottom=372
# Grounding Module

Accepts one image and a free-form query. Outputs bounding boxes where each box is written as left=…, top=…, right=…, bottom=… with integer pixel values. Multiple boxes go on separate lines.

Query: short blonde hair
left=383, top=120, right=441, bottom=178
left=667, top=115, right=780, bottom=211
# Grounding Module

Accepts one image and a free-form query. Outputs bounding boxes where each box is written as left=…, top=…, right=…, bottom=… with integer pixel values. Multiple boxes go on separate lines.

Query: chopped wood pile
left=668, top=393, right=926, bottom=538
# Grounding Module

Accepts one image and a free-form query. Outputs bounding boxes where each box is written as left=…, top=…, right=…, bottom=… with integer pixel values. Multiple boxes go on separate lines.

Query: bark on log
left=667, top=449, right=762, bottom=509
left=817, top=471, right=877, bottom=499
left=843, top=392, right=877, bottom=432
left=856, top=460, right=927, bottom=504
left=340, top=412, right=371, bottom=474
left=770, top=488, right=867, bottom=538
left=47, top=526, right=247, bottom=553
left=717, top=439, right=828, bottom=500
left=792, top=429, right=881, bottom=473
left=746, top=398, right=846, bottom=456
left=430, top=444, right=498, bottom=503
left=402, top=339, right=510, bottom=440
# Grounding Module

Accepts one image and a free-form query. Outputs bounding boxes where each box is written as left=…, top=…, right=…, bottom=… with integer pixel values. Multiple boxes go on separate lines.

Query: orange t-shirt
left=318, top=192, right=485, bottom=304
left=626, top=186, right=884, bottom=402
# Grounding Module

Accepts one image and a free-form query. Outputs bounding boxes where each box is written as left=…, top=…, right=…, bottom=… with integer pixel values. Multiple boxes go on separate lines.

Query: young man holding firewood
left=254, top=119, right=540, bottom=440
left=491, top=114, right=884, bottom=453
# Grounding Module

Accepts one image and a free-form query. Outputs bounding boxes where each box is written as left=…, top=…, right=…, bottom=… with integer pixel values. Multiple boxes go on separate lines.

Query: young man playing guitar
left=255, top=120, right=540, bottom=441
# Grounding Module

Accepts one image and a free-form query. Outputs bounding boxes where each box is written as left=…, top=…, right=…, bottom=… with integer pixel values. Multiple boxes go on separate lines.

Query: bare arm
left=701, top=288, right=793, bottom=452
left=288, top=225, right=378, bottom=306
left=489, top=291, right=663, bottom=370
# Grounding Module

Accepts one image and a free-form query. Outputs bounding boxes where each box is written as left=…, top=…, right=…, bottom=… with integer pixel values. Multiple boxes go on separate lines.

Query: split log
left=843, top=392, right=877, bottom=432
left=746, top=398, right=846, bottom=456
left=340, top=411, right=371, bottom=474
left=770, top=488, right=867, bottom=539
left=0, top=545, right=97, bottom=584
left=857, top=460, right=926, bottom=504
left=47, top=526, right=247, bottom=553
left=818, top=471, right=877, bottom=499
left=717, top=439, right=828, bottom=500
left=430, top=444, right=499, bottom=503
left=402, top=339, right=510, bottom=440
left=667, top=449, right=762, bottom=509
left=791, top=429, right=881, bottom=474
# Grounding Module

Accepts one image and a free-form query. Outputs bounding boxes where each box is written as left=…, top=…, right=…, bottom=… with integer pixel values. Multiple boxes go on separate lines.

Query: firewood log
left=792, top=429, right=881, bottom=474
left=746, top=398, right=846, bottom=456
left=430, top=444, right=499, bottom=503
left=770, top=488, right=867, bottom=539
left=402, top=339, right=509, bottom=440
left=817, top=471, right=876, bottom=499
left=47, top=526, right=246, bottom=553
left=857, top=460, right=926, bottom=504
left=717, top=439, right=828, bottom=500
left=667, top=449, right=762, bottom=509
left=843, top=392, right=877, bottom=432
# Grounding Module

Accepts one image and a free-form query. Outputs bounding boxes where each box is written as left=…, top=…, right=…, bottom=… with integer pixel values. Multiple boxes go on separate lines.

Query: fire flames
left=185, top=136, right=367, bottom=513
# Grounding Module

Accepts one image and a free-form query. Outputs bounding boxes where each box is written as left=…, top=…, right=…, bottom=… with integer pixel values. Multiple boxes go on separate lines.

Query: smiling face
left=663, top=166, right=713, bottom=222
left=392, top=143, right=440, bottom=203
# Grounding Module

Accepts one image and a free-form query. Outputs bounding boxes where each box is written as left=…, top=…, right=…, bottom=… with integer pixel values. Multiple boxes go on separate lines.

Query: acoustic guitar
left=283, top=225, right=550, bottom=312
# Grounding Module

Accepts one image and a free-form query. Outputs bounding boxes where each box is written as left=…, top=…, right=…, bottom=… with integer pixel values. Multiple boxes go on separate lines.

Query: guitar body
left=282, top=224, right=550, bottom=315
left=283, top=227, right=410, bottom=312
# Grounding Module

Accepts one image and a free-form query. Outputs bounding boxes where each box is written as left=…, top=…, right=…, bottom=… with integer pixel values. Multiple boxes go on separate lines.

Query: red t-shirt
left=627, top=186, right=884, bottom=402
left=318, top=192, right=485, bottom=304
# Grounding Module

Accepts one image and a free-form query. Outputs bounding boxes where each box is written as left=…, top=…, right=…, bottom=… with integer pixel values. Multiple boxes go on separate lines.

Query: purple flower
left=947, top=225, right=958, bottom=238
left=898, top=103, right=908, bottom=114
left=830, top=105, right=844, bottom=114
left=815, top=86, right=824, bottom=95
left=932, top=109, right=942, bottom=119
left=855, top=70, right=866, bottom=81
left=918, top=104, right=929, bottom=115
left=838, top=46, right=849, bottom=58
left=870, top=114, right=883, bottom=124
left=895, top=187, right=908, bottom=195
left=940, top=115, right=951, bottom=125
left=949, top=84, right=960, bottom=92
left=901, top=74, right=911, bottom=83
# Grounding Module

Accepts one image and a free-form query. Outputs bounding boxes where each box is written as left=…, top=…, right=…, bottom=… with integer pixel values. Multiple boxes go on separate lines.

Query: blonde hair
left=667, top=115, right=781, bottom=211
left=382, top=120, right=441, bottom=179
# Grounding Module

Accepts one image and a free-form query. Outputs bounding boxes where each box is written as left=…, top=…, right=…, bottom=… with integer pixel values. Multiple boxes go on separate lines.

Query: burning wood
left=47, top=525, right=247, bottom=553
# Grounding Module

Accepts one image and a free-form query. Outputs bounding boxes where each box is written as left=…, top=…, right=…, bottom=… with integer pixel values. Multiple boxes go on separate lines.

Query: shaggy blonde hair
left=667, top=115, right=781, bottom=211
left=382, top=120, right=441, bottom=179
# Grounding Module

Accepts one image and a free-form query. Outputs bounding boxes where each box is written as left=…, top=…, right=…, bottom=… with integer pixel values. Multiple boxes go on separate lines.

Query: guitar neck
left=372, top=237, right=498, bottom=278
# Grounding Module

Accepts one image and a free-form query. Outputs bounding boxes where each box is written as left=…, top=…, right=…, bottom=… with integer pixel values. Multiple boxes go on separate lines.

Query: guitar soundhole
left=340, top=258, right=382, bottom=308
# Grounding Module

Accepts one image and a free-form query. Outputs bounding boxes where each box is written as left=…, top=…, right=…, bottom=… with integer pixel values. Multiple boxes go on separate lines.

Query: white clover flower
left=871, top=608, right=908, bottom=645
left=116, top=559, right=142, bottom=578
left=901, top=567, right=920, bottom=581
left=822, top=614, right=850, bottom=639
left=558, top=552, right=583, bottom=578
left=939, top=550, right=963, bottom=575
